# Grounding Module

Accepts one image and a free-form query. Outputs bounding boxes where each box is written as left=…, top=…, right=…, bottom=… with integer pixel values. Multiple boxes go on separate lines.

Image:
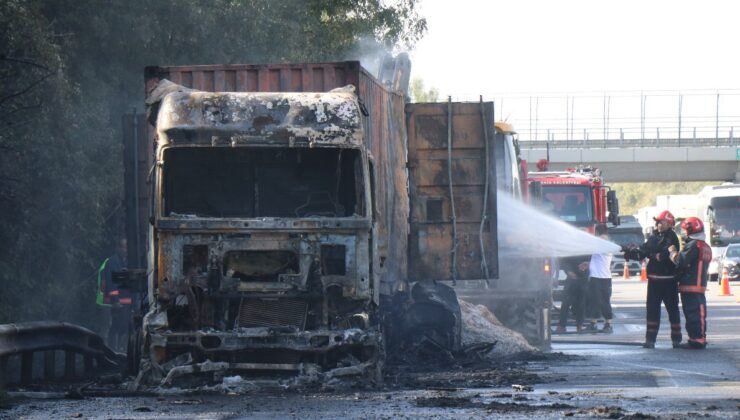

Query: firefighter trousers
left=646, top=280, right=682, bottom=344
left=680, top=292, right=707, bottom=348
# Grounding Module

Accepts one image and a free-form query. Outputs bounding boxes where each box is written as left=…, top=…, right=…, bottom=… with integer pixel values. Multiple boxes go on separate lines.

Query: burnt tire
left=493, top=300, right=549, bottom=347
left=126, top=321, right=142, bottom=376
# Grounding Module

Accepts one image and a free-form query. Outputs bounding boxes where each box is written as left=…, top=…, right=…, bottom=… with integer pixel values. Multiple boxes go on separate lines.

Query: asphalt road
left=4, top=276, right=740, bottom=419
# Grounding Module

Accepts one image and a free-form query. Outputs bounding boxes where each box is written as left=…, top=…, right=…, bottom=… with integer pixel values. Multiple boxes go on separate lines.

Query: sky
left=407, top=0, right=740, bottom=141
left=410, top=0, right=740, bottom=96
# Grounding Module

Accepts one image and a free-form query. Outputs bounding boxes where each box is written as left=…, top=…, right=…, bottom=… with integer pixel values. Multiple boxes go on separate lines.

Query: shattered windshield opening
left=163, top=147, right=364, bottom=218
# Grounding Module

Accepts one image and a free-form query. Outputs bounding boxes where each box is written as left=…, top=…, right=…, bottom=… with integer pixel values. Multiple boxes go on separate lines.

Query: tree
left=0, top=0, right=426, bottom=327
left=611, top=182, right=719, bottom=216
left=409, top=77, right=439, bottom=102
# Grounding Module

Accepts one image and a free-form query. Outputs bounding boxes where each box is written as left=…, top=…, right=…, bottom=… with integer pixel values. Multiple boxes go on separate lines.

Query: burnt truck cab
left=139, top=81, right=381, bottom=385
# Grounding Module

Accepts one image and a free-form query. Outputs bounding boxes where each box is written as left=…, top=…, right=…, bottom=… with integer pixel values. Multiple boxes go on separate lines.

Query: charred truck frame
left=129, top=60, right=413, bottom=385
left=123, top=57, right=546, bottom=385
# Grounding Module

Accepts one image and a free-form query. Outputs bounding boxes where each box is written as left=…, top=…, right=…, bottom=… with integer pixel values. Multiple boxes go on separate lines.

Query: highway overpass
left=520, top=141, right=739, bottom=182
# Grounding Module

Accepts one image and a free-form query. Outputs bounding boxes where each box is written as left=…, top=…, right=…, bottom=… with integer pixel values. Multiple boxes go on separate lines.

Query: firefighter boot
left=677, top=341, right=706, bottom=350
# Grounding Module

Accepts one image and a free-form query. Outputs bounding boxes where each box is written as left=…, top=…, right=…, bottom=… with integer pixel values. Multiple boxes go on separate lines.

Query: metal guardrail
left=520, top=137, right=738, bottom=150
left=0, top=322, right=125, bottom=386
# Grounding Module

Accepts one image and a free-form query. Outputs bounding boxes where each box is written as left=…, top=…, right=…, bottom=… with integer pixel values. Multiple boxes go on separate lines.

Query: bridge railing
left=0, top=321, right=125, bottom=386
left=520, top=137, right=737, bottom=150
left=476, top=89, right=740, bottom=148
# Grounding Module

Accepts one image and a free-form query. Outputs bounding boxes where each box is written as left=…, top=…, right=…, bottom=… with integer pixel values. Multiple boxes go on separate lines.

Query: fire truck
left=526, top=161, right=619, bottom=233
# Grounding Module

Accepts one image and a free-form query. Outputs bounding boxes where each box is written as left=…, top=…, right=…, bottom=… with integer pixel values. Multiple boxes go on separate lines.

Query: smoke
left=342, top=36, right=398, bottom=79
left=497, top=192, right=621, bottom=258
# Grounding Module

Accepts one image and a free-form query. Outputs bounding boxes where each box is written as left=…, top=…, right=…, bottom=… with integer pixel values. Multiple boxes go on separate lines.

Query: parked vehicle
left=719, top=243, right=740, bottom=281
left=608, top=222, right=645, bottom=276
left=697, top=184, right=740, bottom=282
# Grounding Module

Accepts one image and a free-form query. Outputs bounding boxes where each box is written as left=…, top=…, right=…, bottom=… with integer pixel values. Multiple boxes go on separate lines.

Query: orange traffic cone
left=719, top=269, right=733, bottom=296
left=623, top=263, right=630, bottom=279
left=640, top=261, right=648, bottom=281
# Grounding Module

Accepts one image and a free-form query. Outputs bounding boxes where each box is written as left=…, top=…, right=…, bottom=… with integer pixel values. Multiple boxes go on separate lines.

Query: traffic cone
left=719, top=269, right=733, bottom=296
left=623, top=263, right=630, bottom=279
left=640, top=261, right=648, bottom=281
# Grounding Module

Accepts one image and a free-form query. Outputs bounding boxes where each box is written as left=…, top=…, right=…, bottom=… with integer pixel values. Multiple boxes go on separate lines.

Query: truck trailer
left=121, top=56, right=551, bottom=386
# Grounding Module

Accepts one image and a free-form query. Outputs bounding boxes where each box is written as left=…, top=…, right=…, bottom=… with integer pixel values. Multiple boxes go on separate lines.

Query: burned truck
left=127, top=60, right=412, bottom=384
left=123, top=57, right=546, bottom=385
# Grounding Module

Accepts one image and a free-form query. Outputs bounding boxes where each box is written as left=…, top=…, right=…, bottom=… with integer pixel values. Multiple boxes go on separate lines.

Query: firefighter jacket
left=625, top=229, right=680, bottom=280
left=674, top=238, right=712, bottom=293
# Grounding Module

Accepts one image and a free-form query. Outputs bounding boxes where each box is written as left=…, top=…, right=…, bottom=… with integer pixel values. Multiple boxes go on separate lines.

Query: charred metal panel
left=237, top=299, right=308, bottom=329
left=145, top=62, right=359, bottom=96
left=152, top=230, right=371, bottom=304
left=406, top=102, right=498, bottom=282
left=357, top=72, right=409, bottom=295
left=150, top=84, right=364, bottom=147
left=122, top=112, right=149, bottom=269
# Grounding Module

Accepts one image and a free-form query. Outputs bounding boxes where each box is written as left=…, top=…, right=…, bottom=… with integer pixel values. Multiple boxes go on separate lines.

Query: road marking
left=649, top=368, right=678, bottom=388
left=613, top=360, right=724, bottom=379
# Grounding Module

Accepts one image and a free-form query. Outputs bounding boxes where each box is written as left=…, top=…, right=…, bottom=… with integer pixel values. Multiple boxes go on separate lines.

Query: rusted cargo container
left=406, top=101, right=498, bottom=282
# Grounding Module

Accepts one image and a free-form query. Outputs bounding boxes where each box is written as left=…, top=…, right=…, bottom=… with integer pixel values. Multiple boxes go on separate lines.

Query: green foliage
left=409, top=77, right=439, bottom=103
left=0, top=0, right=425, bottom=328
left=612, top=181, right=720, bottom=216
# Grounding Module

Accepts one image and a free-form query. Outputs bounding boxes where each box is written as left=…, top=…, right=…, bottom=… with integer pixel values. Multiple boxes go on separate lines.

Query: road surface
left=3, top=276, right=740, bottom=419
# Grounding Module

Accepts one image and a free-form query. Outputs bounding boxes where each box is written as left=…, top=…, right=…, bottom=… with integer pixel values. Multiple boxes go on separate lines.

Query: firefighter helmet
left=653, top=210, right=675, bottom=227
left=680, top=217, right=704, bottom=236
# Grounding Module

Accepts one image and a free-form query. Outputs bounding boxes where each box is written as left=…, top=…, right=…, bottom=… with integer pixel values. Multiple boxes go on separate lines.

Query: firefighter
left=624, top=210, right=681, bottom=348
left=669, top=217, right=711, bottom=349
left=554, top=254, right=590, bottom=334
left=97, top=238, right=132, bottom=350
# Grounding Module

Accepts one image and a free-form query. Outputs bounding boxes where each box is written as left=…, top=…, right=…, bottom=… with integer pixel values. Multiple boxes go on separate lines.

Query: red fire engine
left=524, top=160, right=619, bottom=233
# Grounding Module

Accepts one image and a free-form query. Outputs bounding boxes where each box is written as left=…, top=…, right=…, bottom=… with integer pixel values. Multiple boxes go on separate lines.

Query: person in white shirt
left=584, top=224, right=614, bottom=334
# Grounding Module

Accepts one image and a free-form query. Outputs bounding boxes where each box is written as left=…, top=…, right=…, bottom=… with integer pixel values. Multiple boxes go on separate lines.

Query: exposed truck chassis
left=139, top=327, right=381, bottom=386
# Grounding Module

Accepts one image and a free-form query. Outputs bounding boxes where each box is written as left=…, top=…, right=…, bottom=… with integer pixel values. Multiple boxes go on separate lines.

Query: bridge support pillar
left=0, top=356, right=7, bottom=387
left=44, top=350, right=56, bottom=381
left=84, top=354, right=94, bottom=376
left=20, top=352, right=32, bottom=385
left=64, top=351, right=76, bottom=380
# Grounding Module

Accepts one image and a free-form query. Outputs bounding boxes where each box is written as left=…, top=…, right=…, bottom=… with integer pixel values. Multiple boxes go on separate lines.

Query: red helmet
left=680, top=217, right=704, bottom=235
left=653, top=210, right=675, bottom=227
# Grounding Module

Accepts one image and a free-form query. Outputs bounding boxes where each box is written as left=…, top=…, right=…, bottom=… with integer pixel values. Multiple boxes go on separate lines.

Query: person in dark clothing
left=669, top=217, right=712, bottom=349
left=99, top=238, right=131, bottom=351
left=555, top=254, right=590, bottom=334
left=624, top=210, right=681, bottom=348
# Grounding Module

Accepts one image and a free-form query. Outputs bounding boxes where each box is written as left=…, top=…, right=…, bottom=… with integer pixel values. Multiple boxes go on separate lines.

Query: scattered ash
left=564, top=405, right=626, bottom=418
left=415, top=395, right=477, bottom=408
left=385, top=359, right=541, bottom=390
left=619, top=414, right=658, bottom=420
left=414, top=395, right=576, bottom=413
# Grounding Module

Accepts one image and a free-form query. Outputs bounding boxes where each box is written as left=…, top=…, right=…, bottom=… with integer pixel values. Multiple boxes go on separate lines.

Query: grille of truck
left=236, top=298, right=308, bottom=330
